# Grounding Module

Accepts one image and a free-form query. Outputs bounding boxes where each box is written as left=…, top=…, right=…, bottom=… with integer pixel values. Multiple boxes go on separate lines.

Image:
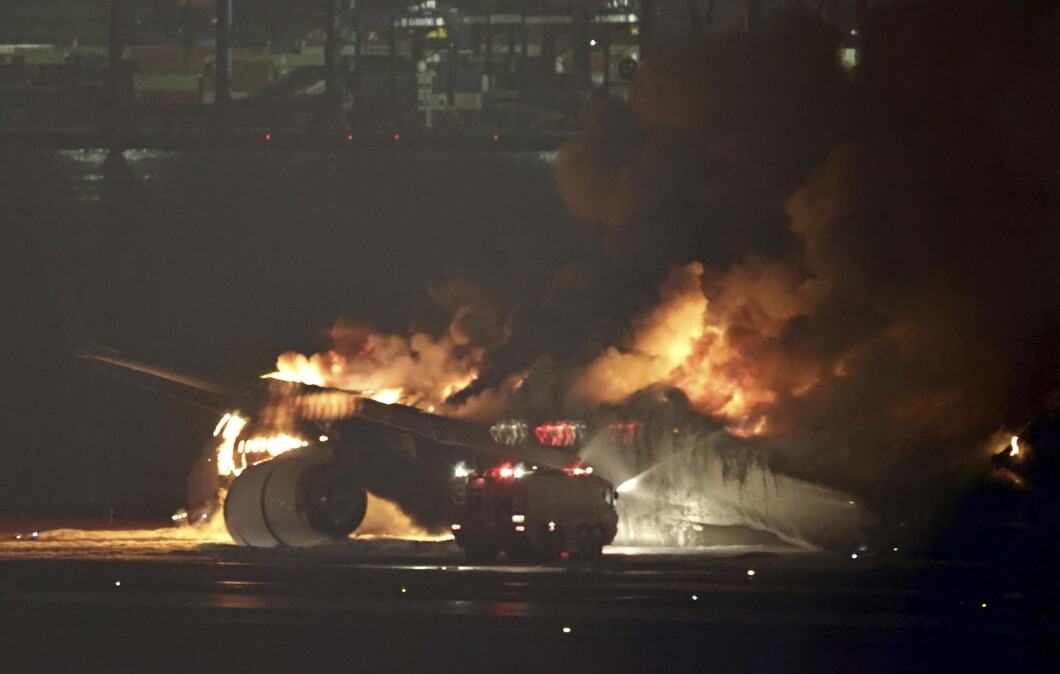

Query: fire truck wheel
left=464, top=541, right=499, bottom=564
left=539, top=525, right=565, bottom=562
left=662, top=523, right=680, bottom=547
left=590, top=526, right=606, bottom=559
left=505, top=540, right=535, bottom=563
left=571, top=525, right=595, bottom=560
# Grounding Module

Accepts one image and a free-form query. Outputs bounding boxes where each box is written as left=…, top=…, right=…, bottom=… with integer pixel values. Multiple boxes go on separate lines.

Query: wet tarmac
left=1, top=533, right=1053, bottom=672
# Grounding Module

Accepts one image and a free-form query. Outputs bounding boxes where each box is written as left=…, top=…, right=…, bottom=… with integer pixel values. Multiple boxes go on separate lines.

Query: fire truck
left=450, top=462, right=619, bottom=563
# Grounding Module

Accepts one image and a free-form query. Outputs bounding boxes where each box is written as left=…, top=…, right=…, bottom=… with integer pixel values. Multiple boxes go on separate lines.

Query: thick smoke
left=273, top=318, right=483, bottom=410
left=271, top=298, right=527, bottom=421
left=552, top=1, right=1060, bottom=522
left=569, top=258, right=817, bottom=436
left=271, top=2, right=1058, bottom=535
left=354, top=493, right=451, bottom=541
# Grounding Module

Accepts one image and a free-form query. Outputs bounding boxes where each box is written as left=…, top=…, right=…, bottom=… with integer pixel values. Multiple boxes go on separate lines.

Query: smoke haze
left=551, top=1, right=1060, bottom=522
left=297, top=1, right=1060, bottom=528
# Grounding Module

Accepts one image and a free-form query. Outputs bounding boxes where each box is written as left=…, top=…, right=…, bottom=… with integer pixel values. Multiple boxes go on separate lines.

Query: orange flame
left=267, top=325, right=481, bottom=410
left=573, top=261, right=822, bottom=435
left=212, top=411, right=309, bottom=478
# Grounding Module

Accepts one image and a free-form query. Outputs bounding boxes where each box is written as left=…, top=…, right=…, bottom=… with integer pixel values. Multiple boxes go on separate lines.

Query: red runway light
left=346, top=134, right=353, bottom=141
left=393, top=133, right=401, bottom=140
left=491, top=133, right=500, bottom=142
left=265, top=133, right=271, bottom=141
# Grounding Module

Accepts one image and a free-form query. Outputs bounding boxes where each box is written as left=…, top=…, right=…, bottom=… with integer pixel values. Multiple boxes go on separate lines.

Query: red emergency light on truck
left=451, top=462, right=619, bottom=563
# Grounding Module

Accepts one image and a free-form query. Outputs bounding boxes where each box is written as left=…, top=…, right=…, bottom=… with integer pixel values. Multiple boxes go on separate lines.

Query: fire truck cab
left=451, top=463, right=619, bottom=563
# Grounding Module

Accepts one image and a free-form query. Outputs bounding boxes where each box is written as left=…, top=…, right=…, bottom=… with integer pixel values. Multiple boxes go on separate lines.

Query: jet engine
left=224, top=446, right=368, bottom=547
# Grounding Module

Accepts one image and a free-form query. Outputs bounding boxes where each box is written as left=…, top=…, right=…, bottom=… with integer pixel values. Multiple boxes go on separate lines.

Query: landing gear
left=505, top=539, right=535, bottom=563
left=570, top=525, right=604, bottom=560
left=538, top=525, right=566, bottom=563
left=590, top=526, right=605, bottom=559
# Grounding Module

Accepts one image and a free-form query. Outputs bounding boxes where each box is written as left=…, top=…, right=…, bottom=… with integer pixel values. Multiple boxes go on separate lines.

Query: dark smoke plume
left=544, top=0, right=1060, bottom=522
left=287, top=2, right=1058, bottom=535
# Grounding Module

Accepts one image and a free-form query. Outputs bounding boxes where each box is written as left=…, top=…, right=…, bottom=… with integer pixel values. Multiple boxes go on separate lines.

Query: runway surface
left=1, top=527, right=1054, bottom=672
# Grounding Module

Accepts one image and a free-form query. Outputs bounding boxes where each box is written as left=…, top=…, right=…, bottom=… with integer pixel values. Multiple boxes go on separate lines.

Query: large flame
left=186, top=319, right=493, bottom=541
left=212, top=411, right=308, bottom=478
left=267, top=322, right=481, bottom=411
left=176, top=409, right=443, bottom=543
left=573, top=261, right=820, bottom=435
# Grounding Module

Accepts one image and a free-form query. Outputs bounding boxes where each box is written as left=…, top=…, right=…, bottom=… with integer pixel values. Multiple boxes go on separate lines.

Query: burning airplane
left=81, top=338, right=879, bottom=551
left=81, top=347, right=605, bottom=547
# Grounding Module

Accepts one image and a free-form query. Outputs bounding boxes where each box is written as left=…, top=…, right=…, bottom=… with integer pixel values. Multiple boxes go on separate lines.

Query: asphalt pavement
left=1, top=537, right=1054, bottom=672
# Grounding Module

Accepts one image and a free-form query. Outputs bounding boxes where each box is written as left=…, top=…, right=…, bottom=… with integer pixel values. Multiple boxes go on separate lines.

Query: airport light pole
left=215, top=0, right=233, bottom=105
left=102, top=0, right=132, bottom=144
left=106, top=0, right=124, bottom=116
left=324, top=0, right=347, bottom=128
left=572, top=3, right=591, bottom=99
left=639, top=0, right=655, bottom=59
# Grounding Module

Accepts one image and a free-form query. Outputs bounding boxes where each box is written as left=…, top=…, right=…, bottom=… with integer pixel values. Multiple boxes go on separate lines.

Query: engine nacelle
left=224, top=446, right=367, bottom=547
